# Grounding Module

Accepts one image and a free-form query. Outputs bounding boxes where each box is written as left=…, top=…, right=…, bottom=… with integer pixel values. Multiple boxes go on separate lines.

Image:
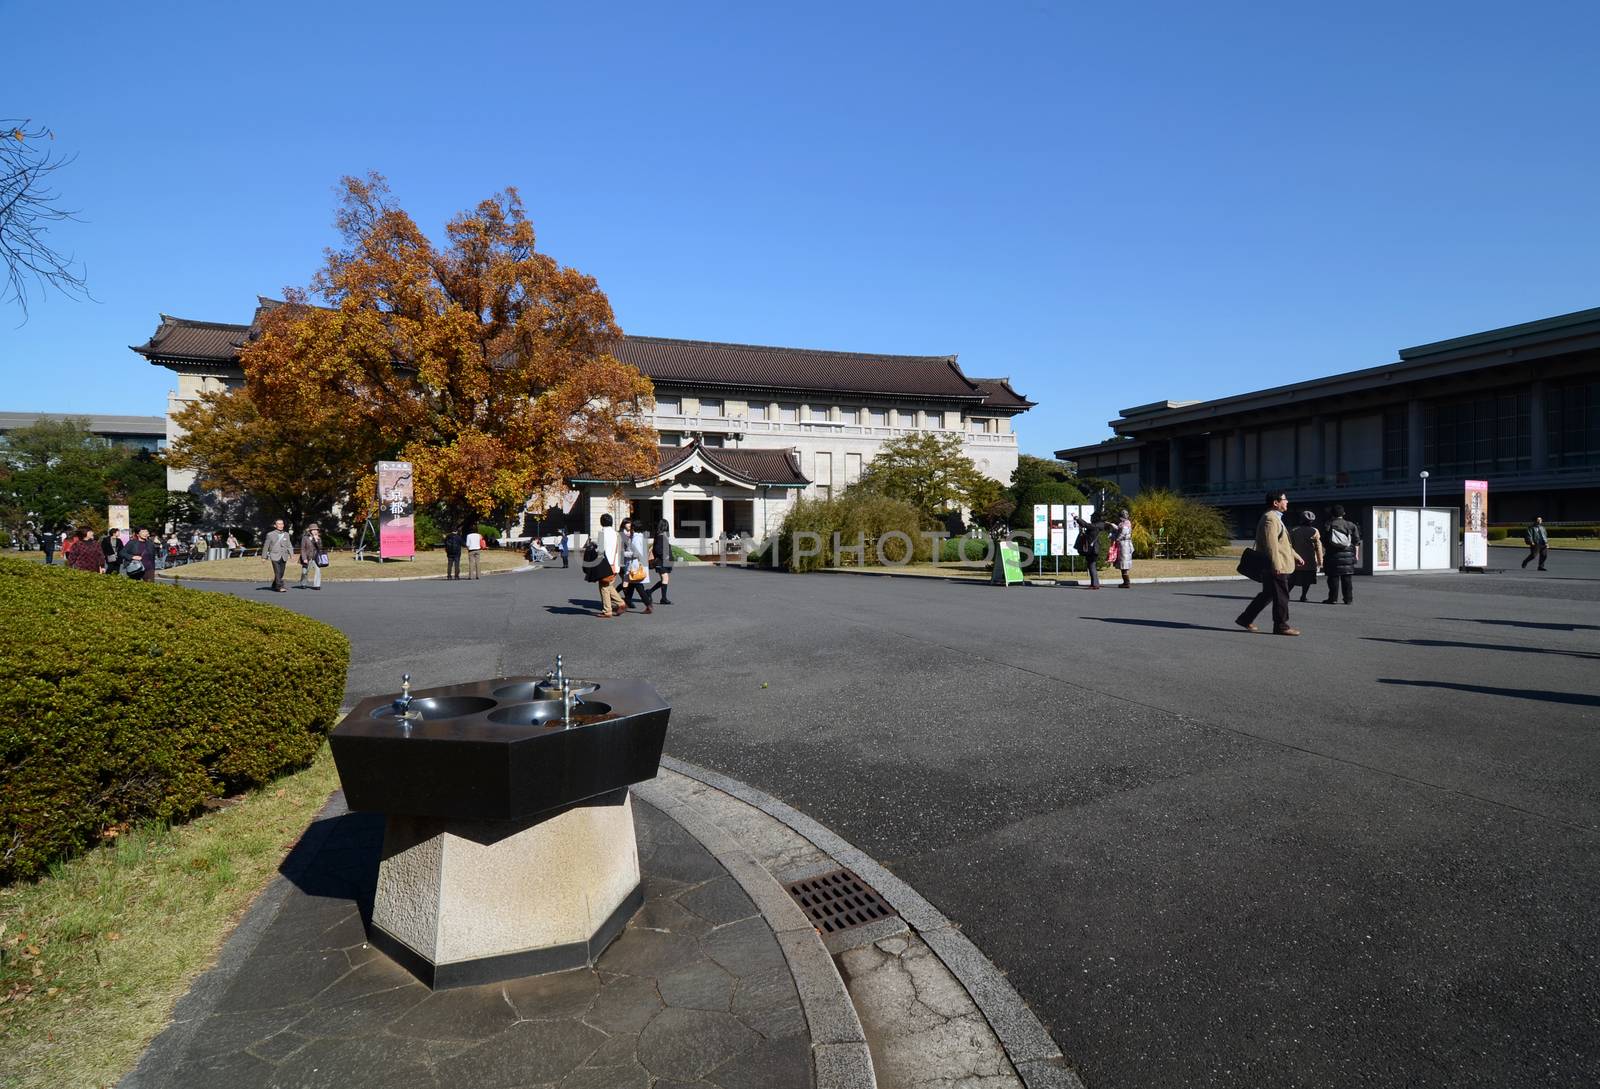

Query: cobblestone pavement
left=130, top=798, right=813, bottom=1089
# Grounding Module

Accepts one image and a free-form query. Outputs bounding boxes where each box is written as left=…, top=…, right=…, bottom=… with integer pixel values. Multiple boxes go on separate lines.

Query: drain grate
left=785, top=868, right=894, bottom=933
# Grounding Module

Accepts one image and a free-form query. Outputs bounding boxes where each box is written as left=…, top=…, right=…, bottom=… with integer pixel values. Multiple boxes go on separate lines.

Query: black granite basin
left=491, top=681, right=601, bottom=702
left=369, top=695, right=497, bottom=721
left=487, top=699, right=613, bottom=726
left=331, top=675, right=669, bottom=821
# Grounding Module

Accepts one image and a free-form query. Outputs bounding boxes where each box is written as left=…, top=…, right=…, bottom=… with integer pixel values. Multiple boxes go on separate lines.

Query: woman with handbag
left=297, top=523, right=325, bottom=590
left=1287, top=511, right=1324, bottom=603
left=1112, top=511, right=1134, bottom=588
left=619, top=517, right=655, bottom=614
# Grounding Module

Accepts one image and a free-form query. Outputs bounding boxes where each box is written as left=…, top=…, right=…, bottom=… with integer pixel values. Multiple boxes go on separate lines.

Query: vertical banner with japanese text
left=377, top=461, right=415, bottom=560
left=1463, top=479, right=1488, bottom=568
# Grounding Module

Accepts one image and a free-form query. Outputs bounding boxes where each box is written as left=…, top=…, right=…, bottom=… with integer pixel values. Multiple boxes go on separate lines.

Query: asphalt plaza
left=199, top=548, right=1600, bottom=1088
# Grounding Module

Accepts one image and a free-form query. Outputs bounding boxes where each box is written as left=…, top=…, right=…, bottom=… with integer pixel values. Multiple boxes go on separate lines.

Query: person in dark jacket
left=39, top=528, right=57, bottom=565
left=651, top=519, right=674, bottom=604
left=1521, top=517, right=1549, bottom=571
left=1288, top=511, right=1324, bottom=603
left=67, top=528, right=105, bottom=573
left=1071, top=510, right=1114, bottom=589
left=120, top=527, right=159, bottom=583
left=102, top=529, right=122, bottom=575
left=1321, top=505, right=1362, bottom=605
left=443, top=530, right=463, bottom=580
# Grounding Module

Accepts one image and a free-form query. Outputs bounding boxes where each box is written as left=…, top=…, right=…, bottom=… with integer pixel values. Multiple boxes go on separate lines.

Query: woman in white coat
left=1114, top=511, right=1135, bottom=588
left=619, top=516, right=655, bottom=614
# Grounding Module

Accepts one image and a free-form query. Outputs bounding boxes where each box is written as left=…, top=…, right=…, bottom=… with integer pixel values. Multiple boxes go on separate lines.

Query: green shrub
left=412, top=511, right=443, bottom=551
left=940, top=535, right=994, bottom=562
left=1009, top=482, right=1088, bottom=528
left=0, top=558, right=350, bottom=883
left=1127, top=490, right=1229, bottom=558
left=770, top=493, right=934, bottom=573
left=669, top=545, right=700, bottom=562
left=476, top=523, right=502, bottom=545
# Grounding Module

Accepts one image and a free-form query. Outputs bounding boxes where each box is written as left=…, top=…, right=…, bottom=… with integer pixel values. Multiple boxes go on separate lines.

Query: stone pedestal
left=369, top=788, right=643, bottom=988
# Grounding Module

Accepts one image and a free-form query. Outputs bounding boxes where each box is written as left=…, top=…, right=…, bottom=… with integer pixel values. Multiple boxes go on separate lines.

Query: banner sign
left=995, top=541, right=1025, bottom=586
left=1463, top=479, right=1488, bottom=567
left=1372, top=509, right=1394, bottom=572
left=377, top=461, right=415, bottom=560
left=107, top=504, right=129, bottom=533
left=1033, top=504, right=1050, bottom=557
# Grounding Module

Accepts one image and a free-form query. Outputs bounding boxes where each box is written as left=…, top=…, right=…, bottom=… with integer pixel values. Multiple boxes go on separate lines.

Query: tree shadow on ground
left=1363, top=636, right=1600, bottom=661
left=1378, top=679, right=1600, bottom=709
left=1437, top=617, right=1600, bottom=632
left=1084, top=617, right=1240, bottom=633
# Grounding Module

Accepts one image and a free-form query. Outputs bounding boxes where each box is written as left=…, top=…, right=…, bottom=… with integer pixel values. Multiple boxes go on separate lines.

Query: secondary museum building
left=1055, top=305, right=1600, bottom=529
left=134, top=301, right=1033, bottom=548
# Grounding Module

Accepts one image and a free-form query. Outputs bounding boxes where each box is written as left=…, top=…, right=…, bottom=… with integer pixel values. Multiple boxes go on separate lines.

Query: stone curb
left=117, top=791, right=348, bottom=1089
left=633, top=777, right=877, bottom=1089
left=659, top=755, right=1084, bottom=1089
left=808, top=566, right=1246, bottom=588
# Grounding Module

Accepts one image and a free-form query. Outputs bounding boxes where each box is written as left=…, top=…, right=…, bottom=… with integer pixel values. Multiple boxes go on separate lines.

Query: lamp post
left=1420, top=470, right=1429, bottom=508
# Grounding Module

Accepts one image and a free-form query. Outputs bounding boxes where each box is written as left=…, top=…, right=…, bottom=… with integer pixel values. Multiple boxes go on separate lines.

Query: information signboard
left=107, top=504, right=128, bottom=533
left=996, top=541, right=1025, bottom=586
left=1033, top=504, right=1050, bottom=557
left=1419, top=509, right=1451, bottom=569
left=377, top=461, right=416, bottom=560
left=1463, top=480, right=1488, bottom=567
left=1372, top=509, right=1394, bottom=572
left=1048, top=504, right=1065, bottom=557
left=1394, top=509, right=1419, bottom=570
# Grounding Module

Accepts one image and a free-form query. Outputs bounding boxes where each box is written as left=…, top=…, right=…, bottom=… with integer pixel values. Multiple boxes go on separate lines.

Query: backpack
left=1330, top=524, right=1351, bottom=549
left=581, top=539, right=602, bottom=582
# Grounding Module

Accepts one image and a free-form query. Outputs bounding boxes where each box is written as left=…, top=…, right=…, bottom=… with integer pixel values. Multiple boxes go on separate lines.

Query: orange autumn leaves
left=191, top=174, right=656, bottom=521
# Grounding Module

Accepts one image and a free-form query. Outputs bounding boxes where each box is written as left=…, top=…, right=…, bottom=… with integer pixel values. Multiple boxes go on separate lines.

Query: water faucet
left=561, top=679, right=573, bottom=728
left=393, top=673, right=415, bottom=716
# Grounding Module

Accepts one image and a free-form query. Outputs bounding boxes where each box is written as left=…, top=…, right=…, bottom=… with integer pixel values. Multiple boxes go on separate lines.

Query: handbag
left=1107, top=541, right=1120, bottom=565
left=628, top=562, right=647, bottom=582
left=124, top=557, right=145, bottom=578
left=1236, top=547, right=1267, bottom=581
left=316, top=553, right=330, bottom=568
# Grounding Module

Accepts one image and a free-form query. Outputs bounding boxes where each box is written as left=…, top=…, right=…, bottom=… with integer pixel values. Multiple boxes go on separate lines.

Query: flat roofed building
left=1055, top=306, right=1600, bottom=527
left=0, top=411, right=167, bottom=453
left=133, top=302, right=1033, bottom=545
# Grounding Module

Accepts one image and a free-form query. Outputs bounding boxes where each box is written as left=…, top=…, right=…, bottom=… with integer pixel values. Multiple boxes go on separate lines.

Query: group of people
left=261, top=519, right=325, bottom=592
left=586, top=513, right=674, bottom=618
left=1235, top=493, right=1364, bottom=636
left=43, top=526, right=161, bottom=581
left=1069, top=509, right=1136, bottom=589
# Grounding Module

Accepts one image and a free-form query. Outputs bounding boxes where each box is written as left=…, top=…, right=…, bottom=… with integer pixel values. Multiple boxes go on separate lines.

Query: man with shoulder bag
left=1234, top=491, right=1303, bottom=636
left=591, top=514, right=627, bottom=618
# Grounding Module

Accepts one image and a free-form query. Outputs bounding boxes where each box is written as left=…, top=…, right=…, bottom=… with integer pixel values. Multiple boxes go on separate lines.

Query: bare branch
left=0, top=119, right=90, bottom=320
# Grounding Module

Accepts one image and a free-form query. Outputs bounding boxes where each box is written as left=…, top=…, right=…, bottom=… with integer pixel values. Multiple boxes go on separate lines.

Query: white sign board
left=108, top=504, right=129, bottom=533
left=1419, top=509, right=1451, bottom=570
left=1033, top=504, right=1050, bottom=557
left=1394, top=509, right=1419, bottom=571
left=1048, top=504, right=1065, bottom=557
left=1372, top=509, right=1394, bottom=572
left=1463, top=480, right=1488, bottom=567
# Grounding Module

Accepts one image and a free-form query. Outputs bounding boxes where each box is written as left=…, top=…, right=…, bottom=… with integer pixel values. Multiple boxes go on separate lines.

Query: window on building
left=701, top=433, right=725, bottom=447
left=1423, top=391, right=1531, bottom=475
left=1549, top=378, right=1600, bottom=467
left=658, top=431, right=683, bottom=446
left=747, top=400, right=768, bottom=419
left=815, top=451, right=832, bottom=500
left=839, top=407, right=858, bottom=424
left=779, top=402, right=799, bottom=422
left=895, top=409, right=916, bottom=428
left=656, top=397, right=679, bottom=415
left=868, top=408, right=889, bottom=427
left=1382, top=408, right=1408, bottom=480
left=845, top=452, right=863, bottom=485
left=700, top=398, right=723, bottom=417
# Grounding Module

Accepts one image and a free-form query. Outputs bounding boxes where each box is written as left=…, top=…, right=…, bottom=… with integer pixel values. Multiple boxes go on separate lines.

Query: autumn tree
left=853, top=431, right=1002, bottom=522
left=235, top=174, right=656, bottom=527
left=166, top=388, right=371, bottom=531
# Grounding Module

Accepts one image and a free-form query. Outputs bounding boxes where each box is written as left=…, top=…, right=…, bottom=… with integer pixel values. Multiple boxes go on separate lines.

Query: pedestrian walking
left=262, top=518, right=294, bottom=593
left=1321, top=505, right=1361, bottom=604
left=1288, top=511, right=1324, bottom=603
left=67, top=528, right=105, bottom=573
left=39, top=528, right=56, bottom=565
left=651, top=519, right=674, bottom=604
left=443, top=529, right=463, bottom=580
left=1071, top=509, right=1113, bottom=589
left=1521, top=516, right=1550, bottom=571
left=1113, top=510, right=1134, bottom=589
left=1235, top=491, right=1303, bottom=636
left=121, top=527, right=158, bottom=583
left=297, top=522, right=325, bottom=590
left=620, top=517, right=655, bottom=613
left=590, top=513, right=627, bottom=618
left=465, top=527, right=484, bottom=579
left=559, top=531, right=570, bottom=569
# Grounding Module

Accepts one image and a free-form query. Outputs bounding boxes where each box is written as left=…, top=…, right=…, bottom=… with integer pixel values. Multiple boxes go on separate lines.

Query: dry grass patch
left=161, top=549, right=527, bottom=582
left=0, top=746, right=339, bottom=1089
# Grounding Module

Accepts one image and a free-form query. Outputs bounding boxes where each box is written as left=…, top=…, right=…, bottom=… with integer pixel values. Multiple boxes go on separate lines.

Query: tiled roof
left=129, top=311, right=1033, bottom=414
left=614, top=336, right=987, bottom=402
left=968, top=377, right=1034, bottom=410
left=130, top=315, right=251, bottom=362
left=696, top=445, right=808, bottom=486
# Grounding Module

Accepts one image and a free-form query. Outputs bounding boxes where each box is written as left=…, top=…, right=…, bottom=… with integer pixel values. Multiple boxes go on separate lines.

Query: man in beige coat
left=1235, top=491, right=1304, bottom=636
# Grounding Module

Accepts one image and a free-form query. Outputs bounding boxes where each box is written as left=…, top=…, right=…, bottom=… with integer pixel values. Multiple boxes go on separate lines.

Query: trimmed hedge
left=766, top=492, right=933, bottom=572
left=0, top=557, right=350, bottom=883
left=940, top=535, right=996, bottom=562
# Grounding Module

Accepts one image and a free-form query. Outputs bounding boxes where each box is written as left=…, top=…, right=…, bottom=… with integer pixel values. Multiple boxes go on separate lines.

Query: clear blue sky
left=6, top=1, right=1598, bottom=459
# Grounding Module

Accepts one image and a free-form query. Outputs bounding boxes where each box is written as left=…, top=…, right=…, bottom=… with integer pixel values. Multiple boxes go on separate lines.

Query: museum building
left=133, top=301, right=1033, bottom=548
left=1054, top=305, right=1600, bottom=529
